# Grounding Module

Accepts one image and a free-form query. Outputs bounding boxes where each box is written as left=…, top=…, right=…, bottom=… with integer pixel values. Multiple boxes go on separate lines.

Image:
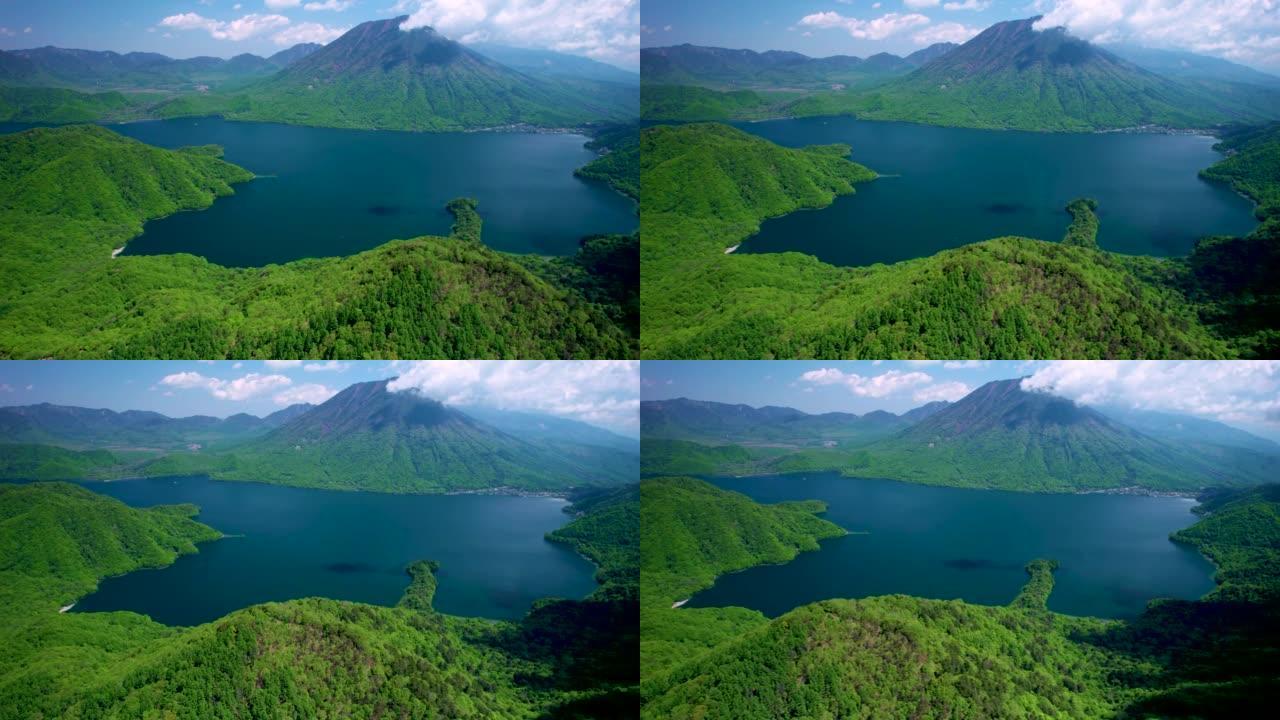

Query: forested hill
left=641, top=121, right=1278, bottom=359
left=0, top=481, right=640, bottom=718
left=0, top=124, right=638, bottom=358
left=639, top=479, right=1280, bottom=718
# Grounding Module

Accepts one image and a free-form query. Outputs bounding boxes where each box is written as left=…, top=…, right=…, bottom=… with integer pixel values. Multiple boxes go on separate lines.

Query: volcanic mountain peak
left=907, top=378, right=1118, bottom=438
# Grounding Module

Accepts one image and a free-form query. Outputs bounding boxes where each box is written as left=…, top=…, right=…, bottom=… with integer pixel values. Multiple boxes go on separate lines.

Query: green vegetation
left=641, top=121, right=1278, bottom=359
left=1063, top=198, right=1100, bottom=247
left=0, top=444, right=124, bottom=481
left=397, top=559, right=441, bottom=611
left=575, top=124, right=639, bottom=201
left=640, top=379, right=1278, bottom=493
left=0, top=124, right=637, bottom=358
left=0, top=481, right=639, bottom=718
left=640, top=19, right=1280, bottom=132
left=639, top=478, right=1280, bottom=719
left=548, top=485, right=639, bottom=589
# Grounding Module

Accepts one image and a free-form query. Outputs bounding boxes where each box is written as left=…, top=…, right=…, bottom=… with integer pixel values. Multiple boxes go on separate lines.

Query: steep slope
left=838, top=17, right=1280, bottom=130
left=640, top=121, right=1272, bottom=359
left=235, top=16, right=629, bottom=130
left=0, top=124, right=637, bottom=358
left=857, top=379, right=1272, bottom=491
left=201, top=379, right=635, bottom=492
left=0, top=482, right=220, bottom=614
left=267, top=43, right=323, bottom=68
left=905, top=42, right=959, bottom=66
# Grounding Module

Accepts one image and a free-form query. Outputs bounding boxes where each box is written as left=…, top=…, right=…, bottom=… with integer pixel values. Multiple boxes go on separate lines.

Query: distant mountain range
left=0, top=379, right=638, bottom=493
left=467, top=42, right=638, bottom=85
left=642, top=16, right=1280, bottom=130
left=641, top=379, right=1278, bottom=492
left=0, top=43, right=322, bottom=91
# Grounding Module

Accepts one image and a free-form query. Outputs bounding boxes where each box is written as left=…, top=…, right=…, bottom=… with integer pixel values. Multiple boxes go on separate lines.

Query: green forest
left=0, top=481, right=640, bottom=719
left=640, top=121, right=1280, bottom=359
left=0, top=124, right=638, bottom=359
left=639, top=477, right=1280, bottom=719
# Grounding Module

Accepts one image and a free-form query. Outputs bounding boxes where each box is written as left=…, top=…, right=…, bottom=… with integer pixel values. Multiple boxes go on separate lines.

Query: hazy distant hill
left=1106, top=44, right=1280, bottom=88
left=469, top=42, right=638, bottom=84
left=640, top=44, right=921, bottom=90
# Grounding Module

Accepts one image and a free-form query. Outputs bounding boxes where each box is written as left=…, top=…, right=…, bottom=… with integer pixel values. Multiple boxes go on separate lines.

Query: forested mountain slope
left=0, top=124, right=637, bottom=358
left=641, top=121, right=1279, bottom=359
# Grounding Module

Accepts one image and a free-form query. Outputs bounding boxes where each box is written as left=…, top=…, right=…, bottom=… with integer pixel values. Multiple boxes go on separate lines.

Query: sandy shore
left=724, top=245, right=739, bottom=254
left=59, top=602, right=75, bottom=613
left=671, top=599, right=689, bottom=609
left=111, top=247, right=124, bottom=259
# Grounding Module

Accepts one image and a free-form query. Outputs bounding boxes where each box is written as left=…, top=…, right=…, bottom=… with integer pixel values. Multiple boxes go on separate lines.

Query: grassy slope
left=0, top=124, right=635, bottom=359
left=0, top=481, right=639, bottom=719
left=641, top=121, right=1275, bottom=359
left=640, top=479, right=1280, bottom=719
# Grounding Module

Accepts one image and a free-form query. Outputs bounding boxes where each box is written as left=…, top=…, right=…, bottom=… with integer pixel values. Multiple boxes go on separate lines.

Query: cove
left=687, top=473, right=1216, bottom=619
left=734, top=116, right=1257, bottom=266
left=0, top=118, right=636, bottom=266
left=71, top=476, right=598, bottom=625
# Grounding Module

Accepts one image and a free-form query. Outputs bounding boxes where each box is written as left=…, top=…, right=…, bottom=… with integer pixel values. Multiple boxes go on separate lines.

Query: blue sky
left=640, top=0, right=1280, bottom=73
left=642, top=361, right=1280, bottom=440
left=0, top=360, right=640, bottom=436
left=0, top=1, right=640, bottom=69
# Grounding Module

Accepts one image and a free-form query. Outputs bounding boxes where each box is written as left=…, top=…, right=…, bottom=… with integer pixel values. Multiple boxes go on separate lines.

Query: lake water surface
left=735, top=117, right=1257, bottom=265
left=0, top=118, right=636, bottom=266
left=687, top=473, right=1215, bottom=619
left=72, top=476, right=597, bottom=625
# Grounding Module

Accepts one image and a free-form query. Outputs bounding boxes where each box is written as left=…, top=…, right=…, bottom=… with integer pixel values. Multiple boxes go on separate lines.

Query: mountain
left=267, top=43, right=323, bottom=68
left=1098, top=407, right=1280, bottom=456
left=458, top=406, right=639, bottom=454
left=210, top=379, right=636, bottom=492
left=0, top=403, right=278, bottom=450
left=859, top=379, right=1276, bottom=491
left=0, top=46, right=284, bottom=91
left=235, top=16, right=632, bottom=131
left=905, top=42, right=958, bottom=66
left=467, top=43, right=638, bottom=84
left=899, top=400, right=950, bottom=423
left=841, top=16, right=1280, bottom=130
left=640, top=44, right=916, bottom=90
left=1106, top=44, right=1280, bottom=88
left=641, top=398, right=909, bottom=447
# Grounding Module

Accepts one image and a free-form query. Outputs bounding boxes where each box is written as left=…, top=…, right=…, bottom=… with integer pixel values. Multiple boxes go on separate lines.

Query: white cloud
left=0, top=384, right=13, bottom=392
left=387, top=360, right=639, bottom=433
left=274, top=383, right=338, bottom=405
left=23, top=27, right=32, bottom=33
left=1022, top=361, right=1280, bottom=427
left=233, top=362, right=244, bottom=369
left=0, top=27, right=15, bottom=37
left=304, top=0, right=355, bottom=10
left=943, top=360, right=988, bottom=369
left=160, top=371, right=293, bottom=401
left=395, top=0, right=639, bottom=68
left=798, top=368, right=933, bottom=398
left=265, top=0, right=302, bottom=8
left=914, top=381, right=972, bottom=403
left=303, top=360, right=349, bottom=372
left=799, top=11, right=931, bottom=40
left=913, top=21, right=980, bottom=45
left=904, top=0, right=940, bottom=7
left=263, top=360, right=303, bottom=368
left=273, top=21, right=349, bottom=44
left=1035, top=0, right=1280, bottom=70
left=160, top=12, right=290, bottom=41
left=944, top=0, right=989, bottom=10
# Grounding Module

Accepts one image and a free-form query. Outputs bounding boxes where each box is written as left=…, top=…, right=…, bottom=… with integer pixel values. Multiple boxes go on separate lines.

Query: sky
left=0, top=360, right=640, bottom=436
left=640, top=0, right=1280, bottom=73
left=0, top=0, right=640, bottom=69
left=642, top=361, right=1280, bottom=441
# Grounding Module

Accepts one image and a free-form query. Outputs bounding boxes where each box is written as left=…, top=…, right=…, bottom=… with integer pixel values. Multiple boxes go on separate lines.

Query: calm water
left=0, top=118, right=635, bottom=265
left=71, top=476, right=597, bottom=625
left=687, top=473, right=1216, bottom=619
left=736, top=117, right=1257, bottom=265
